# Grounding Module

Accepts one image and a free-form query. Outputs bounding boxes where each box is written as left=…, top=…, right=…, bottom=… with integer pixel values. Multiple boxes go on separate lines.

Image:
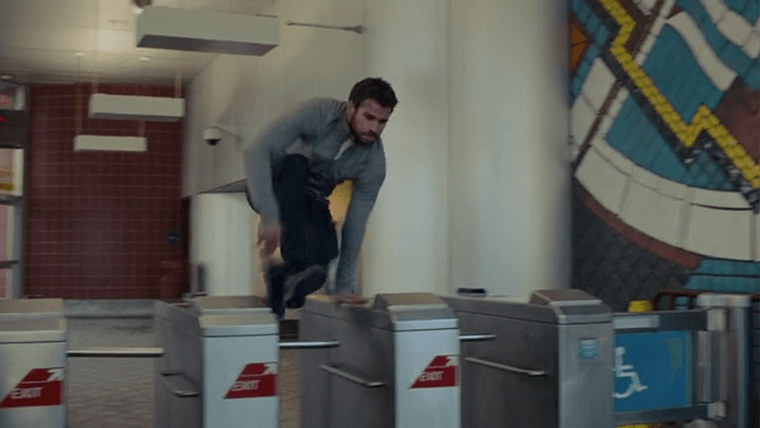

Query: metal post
left=698, top=293, right=751, bottom=428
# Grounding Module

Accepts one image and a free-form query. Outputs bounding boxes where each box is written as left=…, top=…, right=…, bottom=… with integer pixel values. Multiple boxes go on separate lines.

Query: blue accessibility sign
left=613, top=331, right=692, bottom=413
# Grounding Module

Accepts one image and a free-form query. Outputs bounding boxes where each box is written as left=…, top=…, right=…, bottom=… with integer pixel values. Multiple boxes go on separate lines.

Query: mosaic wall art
left=571, top=0, right=760, bottom=306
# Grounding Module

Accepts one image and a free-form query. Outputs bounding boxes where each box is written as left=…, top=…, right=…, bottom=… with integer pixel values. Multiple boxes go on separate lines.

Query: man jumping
left=243, top=78, right=398, bottom=318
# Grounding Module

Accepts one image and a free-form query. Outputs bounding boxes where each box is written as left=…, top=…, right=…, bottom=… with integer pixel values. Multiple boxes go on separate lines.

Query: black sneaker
left=266, top=265, right=286, bottom=319
left=284, top=265, right=327, bottom=309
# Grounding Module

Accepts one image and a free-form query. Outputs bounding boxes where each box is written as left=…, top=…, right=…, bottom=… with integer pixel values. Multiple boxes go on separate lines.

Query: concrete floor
left=66, top=317, right=301, bottom=428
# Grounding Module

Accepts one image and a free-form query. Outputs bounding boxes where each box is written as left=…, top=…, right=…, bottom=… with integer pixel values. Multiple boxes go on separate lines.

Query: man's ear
left=347, top=101, right=357, bottom=117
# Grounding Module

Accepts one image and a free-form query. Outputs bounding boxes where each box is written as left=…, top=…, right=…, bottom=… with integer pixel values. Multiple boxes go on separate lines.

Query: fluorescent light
left=135, top=6, right=279, bottom=55
left=74, top=135, right=147, bottom=152
left=89, top=93, right=184, bottom=122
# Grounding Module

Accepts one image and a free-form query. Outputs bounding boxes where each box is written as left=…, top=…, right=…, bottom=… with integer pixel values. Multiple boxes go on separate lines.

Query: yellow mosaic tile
left=597, top=0, right=760, bottom=190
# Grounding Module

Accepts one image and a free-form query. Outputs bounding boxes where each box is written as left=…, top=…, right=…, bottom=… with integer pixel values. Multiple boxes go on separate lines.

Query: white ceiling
left=0, top=0, right=272, bottom=86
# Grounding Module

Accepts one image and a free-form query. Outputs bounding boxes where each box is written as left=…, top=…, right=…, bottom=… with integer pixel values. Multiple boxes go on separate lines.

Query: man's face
left=346, top=98, right=393, bottom=144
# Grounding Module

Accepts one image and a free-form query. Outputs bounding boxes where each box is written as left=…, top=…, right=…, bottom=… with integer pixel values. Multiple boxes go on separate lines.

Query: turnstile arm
left=279, top=340, right=340, bottom=349
left=67, top=347, right=164, bottom=358
left=159, top=370, right=199, bottom=398
left=459, top=333, right=497, bottom=342
left=319, top=364, right=386, bottom=388
left=465, top=356, right=547, bottom=377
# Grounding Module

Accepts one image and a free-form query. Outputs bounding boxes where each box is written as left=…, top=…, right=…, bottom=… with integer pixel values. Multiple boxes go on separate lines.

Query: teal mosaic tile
left=694, top=258, right=760, bottom=275
left=685, top=276, right=760, bottom=293
left=606, top=98, right=736, bottom=190
left=744, top=0, right=760, bottom=23
left=743, top=60, right=759, bottom=90
left=641, top=26, right=724, bottom=120
left=642, top=144, right=667, bottom=171
left=724, top=0, right=750, bottom=14
left=677, top=0, right=759, bottom=90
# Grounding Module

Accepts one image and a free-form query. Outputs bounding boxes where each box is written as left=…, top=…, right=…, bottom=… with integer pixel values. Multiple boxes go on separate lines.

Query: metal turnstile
left=613, top=293, right=751, bottom=427
left=445, top=290, right=753, bottom=428
left=299, top=292, right=462, bottom=428
left=444, top=289, right=615, bottom=428
left=154, top=296, right=280, bottom=428
left=0, top=299, right=67, bottom=428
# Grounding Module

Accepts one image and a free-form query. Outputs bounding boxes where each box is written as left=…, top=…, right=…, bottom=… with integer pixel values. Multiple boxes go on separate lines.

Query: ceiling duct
left=88, top=93, right=184, bottom=122
left=135, top=6, right=279, bottom=56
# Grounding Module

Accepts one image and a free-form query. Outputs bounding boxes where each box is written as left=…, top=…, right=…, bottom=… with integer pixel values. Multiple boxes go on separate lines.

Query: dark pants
left=273, top=154, right=339, bottom=274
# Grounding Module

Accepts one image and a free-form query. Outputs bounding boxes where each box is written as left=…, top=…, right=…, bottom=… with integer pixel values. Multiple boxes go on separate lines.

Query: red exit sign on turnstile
left=224, top=362, right=277, bottom=399
left=0, top=368, right=64, bottom=408
left=410, top=355, right=458, bottom=389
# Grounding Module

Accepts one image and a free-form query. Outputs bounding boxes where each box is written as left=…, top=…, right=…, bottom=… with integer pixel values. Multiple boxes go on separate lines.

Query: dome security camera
left=203, top=124, right=240, bottom=146
left=203, top=127, right=222, bottom=146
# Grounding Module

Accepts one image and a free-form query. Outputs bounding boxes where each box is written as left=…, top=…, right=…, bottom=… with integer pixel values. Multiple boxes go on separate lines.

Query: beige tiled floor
left=66, top=318, right=301, bottom=428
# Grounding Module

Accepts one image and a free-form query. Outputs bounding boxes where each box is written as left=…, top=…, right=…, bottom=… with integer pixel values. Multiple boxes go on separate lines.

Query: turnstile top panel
left=304, top=293, right=459, bottom=331
left=156, top=301, right=278, bottom=337
left=443, top=292, right=612, bottom=325
left=193, top=295, right=267, bottom=313
left=0, top=317, right=67, bottom=343
left=373, top=293, right=451, bottom=310
left=529, top=289, right=602, bottom=307
left=200, top=310, right=278, bottom=337
left=0, top=298, right=64, bottom=317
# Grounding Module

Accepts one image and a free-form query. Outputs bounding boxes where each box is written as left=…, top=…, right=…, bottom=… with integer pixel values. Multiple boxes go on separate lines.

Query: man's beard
left=349, top=125, right=376, bottom=144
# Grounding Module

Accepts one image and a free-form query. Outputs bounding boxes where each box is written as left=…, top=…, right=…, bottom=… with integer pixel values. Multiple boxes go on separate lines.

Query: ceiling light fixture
left=89, top=93, right=184, bottom=122
left=135, top=6, right=279, bottom=55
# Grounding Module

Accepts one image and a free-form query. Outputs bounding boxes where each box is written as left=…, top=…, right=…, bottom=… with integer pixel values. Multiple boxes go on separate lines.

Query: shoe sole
left=284, top=266, right=326, bottom=309
left=266, top=266, right=285, bottom=319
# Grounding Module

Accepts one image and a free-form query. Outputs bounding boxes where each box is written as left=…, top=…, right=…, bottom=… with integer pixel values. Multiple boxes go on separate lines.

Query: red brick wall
left=26, top=83, right=183, bottom=298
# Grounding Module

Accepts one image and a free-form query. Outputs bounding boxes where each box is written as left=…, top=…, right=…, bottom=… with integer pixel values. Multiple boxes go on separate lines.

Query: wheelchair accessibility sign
left=613, top=331, right=691, bottom=412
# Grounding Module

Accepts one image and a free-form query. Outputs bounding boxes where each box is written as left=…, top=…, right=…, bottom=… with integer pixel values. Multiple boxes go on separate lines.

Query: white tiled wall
left=683, top=204, right=753, bottom=260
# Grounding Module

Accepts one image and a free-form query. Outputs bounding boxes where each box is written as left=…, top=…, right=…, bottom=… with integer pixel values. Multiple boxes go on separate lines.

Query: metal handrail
left=466, top=357, right=546, bottom=377
left=279, top=340, right=340, bottom=350
left=159, top=371, right=199, bottom=398
left=460, top=333, right=497, bottom=342
left=67, top=347, right=164, bottom=358
left=319, top=364, right=385, bottom=388
left=651, top=289, right=703, bottom=310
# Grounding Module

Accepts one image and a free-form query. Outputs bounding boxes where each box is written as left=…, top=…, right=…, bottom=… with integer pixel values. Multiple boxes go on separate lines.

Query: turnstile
left=0, top=299, right=67, bottom=428
left=445, top=290, right=753, bottom=428
left=299, top=292, right=462, bottom=428
left=444, top=289, right=615, bottom=428
left=154, top=296, right=280, bottom=428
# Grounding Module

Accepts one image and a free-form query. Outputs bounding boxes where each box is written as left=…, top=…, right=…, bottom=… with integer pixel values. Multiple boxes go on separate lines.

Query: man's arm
left=335, top=149, right=386, bottom=293
left=243, top=99, right=333, bottom=251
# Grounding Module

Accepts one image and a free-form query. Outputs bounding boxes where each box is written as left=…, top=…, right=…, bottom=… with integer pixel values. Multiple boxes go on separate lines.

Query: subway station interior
left=0, top=0, right=759, bottom=427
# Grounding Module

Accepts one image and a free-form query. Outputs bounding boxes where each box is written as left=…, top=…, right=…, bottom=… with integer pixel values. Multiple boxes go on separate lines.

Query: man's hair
left=349, top=77, right=398, bottom=110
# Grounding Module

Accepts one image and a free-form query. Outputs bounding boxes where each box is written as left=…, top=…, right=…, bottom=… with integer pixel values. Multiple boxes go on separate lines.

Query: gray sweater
left=243, top=97, right=386, bottom=292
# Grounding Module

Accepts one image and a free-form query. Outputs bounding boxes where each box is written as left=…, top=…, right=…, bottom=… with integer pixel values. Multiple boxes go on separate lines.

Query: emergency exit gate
left=444, top=290, right=753, bottom=428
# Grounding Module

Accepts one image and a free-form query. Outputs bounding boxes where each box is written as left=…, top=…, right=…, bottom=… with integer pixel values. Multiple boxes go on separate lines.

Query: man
left=243, top=78, right=397, bottom=318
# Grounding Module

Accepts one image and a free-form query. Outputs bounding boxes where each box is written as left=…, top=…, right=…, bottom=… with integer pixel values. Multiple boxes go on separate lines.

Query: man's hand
left=257, top=218, right=281, bottom=256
